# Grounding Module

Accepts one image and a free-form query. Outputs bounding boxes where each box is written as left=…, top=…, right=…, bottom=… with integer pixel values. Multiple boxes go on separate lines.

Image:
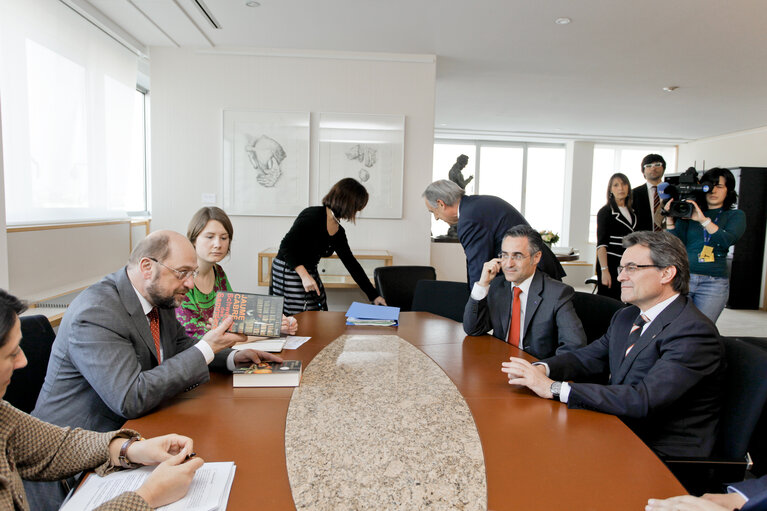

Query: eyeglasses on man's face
left=498, top=252, right=533, bottom=262
left=617, top=263, right=663, bottom=275
left=148, top=257, right=199, bottom=280
left=643, top=162, right=664, bottom=169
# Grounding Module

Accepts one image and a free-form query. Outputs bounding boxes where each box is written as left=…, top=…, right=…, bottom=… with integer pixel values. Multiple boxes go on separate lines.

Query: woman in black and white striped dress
left=596, top=173, right=637, bottom=301
left=270, top=178, right=387, bottom=315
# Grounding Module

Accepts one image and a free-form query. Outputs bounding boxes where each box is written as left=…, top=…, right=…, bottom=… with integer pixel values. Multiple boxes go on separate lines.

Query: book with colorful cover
left=232, top=360, right=302, bottom=387
left=212, top=292, right=283, bottom=337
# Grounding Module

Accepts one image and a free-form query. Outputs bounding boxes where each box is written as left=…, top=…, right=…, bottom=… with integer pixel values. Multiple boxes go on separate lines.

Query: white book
left=60, top=462, right=236, bottom=511
left=232, top=337, right=287, bottom=353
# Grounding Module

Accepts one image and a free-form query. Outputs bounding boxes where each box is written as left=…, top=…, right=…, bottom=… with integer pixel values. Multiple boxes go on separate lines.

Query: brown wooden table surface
left=125, top=311, right=685, bottom=510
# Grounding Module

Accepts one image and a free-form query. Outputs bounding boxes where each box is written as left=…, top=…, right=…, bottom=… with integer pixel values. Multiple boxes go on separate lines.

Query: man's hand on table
left=646, top=493, right=744, bottom=511
left=233, top=349, right=283, bottom=366
left=501, top=357, right=554, bottom=399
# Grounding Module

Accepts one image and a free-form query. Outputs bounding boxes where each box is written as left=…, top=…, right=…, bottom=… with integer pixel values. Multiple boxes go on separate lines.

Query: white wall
left=0, top=98, right=8, bottom=290
left=678, top=126, right=767, bottom=169
left=149, top=49, right=436, bottom=309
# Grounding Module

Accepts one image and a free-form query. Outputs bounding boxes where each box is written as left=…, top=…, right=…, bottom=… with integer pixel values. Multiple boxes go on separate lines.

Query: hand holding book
left=201, top=315, right=247, bottom=353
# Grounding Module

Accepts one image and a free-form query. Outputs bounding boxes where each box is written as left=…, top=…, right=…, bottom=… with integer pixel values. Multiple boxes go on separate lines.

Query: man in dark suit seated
left=422, top=179, right=566, bottom=287
left=502, top=231, right=724, bottom=458
left=463, top=225, right=585, bottom=359
left=632, top=153, right=667, bottom=232
left=647, top=475, right=767, bottom=510
left=28, top=230, right=281, bottom=510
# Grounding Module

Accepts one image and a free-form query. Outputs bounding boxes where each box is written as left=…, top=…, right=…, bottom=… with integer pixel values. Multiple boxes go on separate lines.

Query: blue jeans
left=688, top=274, right=730, bottom=323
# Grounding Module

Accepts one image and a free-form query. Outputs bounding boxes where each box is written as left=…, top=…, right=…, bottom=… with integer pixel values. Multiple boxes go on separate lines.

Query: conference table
left=124, top=312, right=685, bottom=510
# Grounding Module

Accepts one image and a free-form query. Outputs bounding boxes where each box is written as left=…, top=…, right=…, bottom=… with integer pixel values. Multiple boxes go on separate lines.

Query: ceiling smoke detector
left=555, top=17, right=571, bottom=25
left=246, top=1, right=261, bottom=6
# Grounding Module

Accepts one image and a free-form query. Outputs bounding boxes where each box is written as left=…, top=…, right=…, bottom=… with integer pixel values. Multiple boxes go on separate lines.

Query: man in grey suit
left=28, top=230, right=280, bottom=510
left=463, top=225, right=585, bottom=359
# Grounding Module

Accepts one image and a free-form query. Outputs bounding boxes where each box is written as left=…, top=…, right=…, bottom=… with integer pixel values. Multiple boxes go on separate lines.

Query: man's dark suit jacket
left=541, top=294, right=724, bottom=457
left=632, top=184, right=655, bottom=232
left=457, top=194, right=566, bottom=286
left=463, top=271, right=586, bottom=359
left=732, top=476, right=767, bottom=510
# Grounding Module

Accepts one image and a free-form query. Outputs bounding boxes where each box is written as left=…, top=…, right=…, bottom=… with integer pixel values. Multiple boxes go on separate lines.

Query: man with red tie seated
left=502, top=231, right=724, bottom=458
left=28, top=230, right=281, bottom=511
left=463, top=225, right=585, bottom=360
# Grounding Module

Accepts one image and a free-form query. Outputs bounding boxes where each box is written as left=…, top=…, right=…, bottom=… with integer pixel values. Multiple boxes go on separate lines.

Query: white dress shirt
left=471, top=272, right=535, bottom=348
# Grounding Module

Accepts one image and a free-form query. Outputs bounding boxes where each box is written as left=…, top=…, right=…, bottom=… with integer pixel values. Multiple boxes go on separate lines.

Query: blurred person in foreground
left=0, top=288, right=204, bottom=510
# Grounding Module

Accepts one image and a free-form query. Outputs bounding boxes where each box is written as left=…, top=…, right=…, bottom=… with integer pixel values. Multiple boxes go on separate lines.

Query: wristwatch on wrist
left=550, top=381, right=562, bottom=400
left=118, top=436, right=143, bottom=469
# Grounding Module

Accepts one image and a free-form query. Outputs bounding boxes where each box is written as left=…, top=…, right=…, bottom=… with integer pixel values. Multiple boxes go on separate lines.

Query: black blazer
left=542, top=295, right=724, bottom=457
left=456, top=195, right=566, bottom=286
left=463, top=271, right=586, bottom=359
left=596, top=204, right=636, bottom=300
left=632, top=184, right=655, bottom=232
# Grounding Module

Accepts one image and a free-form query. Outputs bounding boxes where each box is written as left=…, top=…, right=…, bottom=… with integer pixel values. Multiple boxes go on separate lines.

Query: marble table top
left=285, top=334, right=487, bottom=510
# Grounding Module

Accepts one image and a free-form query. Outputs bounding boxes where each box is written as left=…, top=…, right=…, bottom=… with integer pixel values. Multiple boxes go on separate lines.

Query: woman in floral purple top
left=176, top=207, right=297, bottom=340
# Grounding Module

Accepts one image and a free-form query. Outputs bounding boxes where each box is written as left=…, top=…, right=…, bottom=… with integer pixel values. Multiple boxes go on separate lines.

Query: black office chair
left=571, top=291, right=626, bottom=344
left=663, top=337, right=767, bottom=495
left=373, top=266, right=436, bottom=311
left=411, top=280, right=470, bottom=322
left=735, top=337, right=767, bottom=477
left=5, top=315, right=56, bottom=413
left=584, top=275, right=599, bottom=294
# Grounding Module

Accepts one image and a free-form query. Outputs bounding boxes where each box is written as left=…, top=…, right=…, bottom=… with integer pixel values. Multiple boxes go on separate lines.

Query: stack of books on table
left=345, top=301, right=400, bottom=326
left=233, top=360, right=302, bottom=387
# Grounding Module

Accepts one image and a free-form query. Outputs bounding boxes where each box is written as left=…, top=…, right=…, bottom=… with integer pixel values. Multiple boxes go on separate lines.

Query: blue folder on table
left=345, top=302, right=400, bottom=326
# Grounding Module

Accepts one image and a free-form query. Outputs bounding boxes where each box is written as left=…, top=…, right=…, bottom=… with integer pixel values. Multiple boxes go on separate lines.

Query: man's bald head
left=128, top=230, right=194, bottom=268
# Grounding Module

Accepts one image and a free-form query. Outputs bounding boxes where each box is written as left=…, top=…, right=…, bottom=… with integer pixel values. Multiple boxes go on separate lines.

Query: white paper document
left=61, top=462, right=236, bottom=511
left=283, top=336, right=311, bottom=349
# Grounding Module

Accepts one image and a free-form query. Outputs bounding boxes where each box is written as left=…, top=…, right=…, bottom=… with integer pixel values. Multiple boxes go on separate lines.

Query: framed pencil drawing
left=317, top=113, right=405, bottom=219
left=223, top=110, right=310, bottom=216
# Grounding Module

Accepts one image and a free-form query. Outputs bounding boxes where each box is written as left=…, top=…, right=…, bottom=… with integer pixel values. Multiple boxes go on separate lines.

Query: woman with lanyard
left=666, top=167, right=746, bottom=323
left=270, top=178, right=386, bottom=315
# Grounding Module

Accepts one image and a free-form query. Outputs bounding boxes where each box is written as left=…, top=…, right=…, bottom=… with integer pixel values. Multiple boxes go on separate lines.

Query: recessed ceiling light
left=246, top=1, right=261, bottom=7
left=555, top=17, right=571, bottom=25
left=439, top=123, right=448, bottom=127
left=662, top=86, right=679, bottom=92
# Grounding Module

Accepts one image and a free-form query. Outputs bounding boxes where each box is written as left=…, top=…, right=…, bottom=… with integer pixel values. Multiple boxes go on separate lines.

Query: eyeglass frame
left=147, top=257, right=199, bottom=280
left=497, top=251, right=537, bottom=262
left=616, top=263, right=664, bottom=275
left=643, top=162, right=664, bottom=169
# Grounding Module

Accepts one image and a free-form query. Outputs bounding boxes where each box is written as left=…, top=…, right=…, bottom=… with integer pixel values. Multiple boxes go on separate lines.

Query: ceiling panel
left=79, top=0, right=767, bottom=141
left=133, top=0, right=212, bottom=47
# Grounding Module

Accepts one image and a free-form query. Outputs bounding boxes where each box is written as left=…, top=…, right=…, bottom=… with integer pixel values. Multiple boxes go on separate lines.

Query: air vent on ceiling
left=191, top=0, right=222, bottom=29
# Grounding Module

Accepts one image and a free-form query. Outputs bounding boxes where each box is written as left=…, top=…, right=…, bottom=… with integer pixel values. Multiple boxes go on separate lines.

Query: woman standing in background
left=176, top=207, right=297, bottom=339
left=595, top=173, right=636, bottom=300
left=666, top=167, right=746, bottom=323
left=271, top=178, right=386, bottom=315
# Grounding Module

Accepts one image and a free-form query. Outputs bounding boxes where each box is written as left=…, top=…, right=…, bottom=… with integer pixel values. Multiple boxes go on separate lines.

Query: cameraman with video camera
left=665, top=167, right=746, bottom=323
